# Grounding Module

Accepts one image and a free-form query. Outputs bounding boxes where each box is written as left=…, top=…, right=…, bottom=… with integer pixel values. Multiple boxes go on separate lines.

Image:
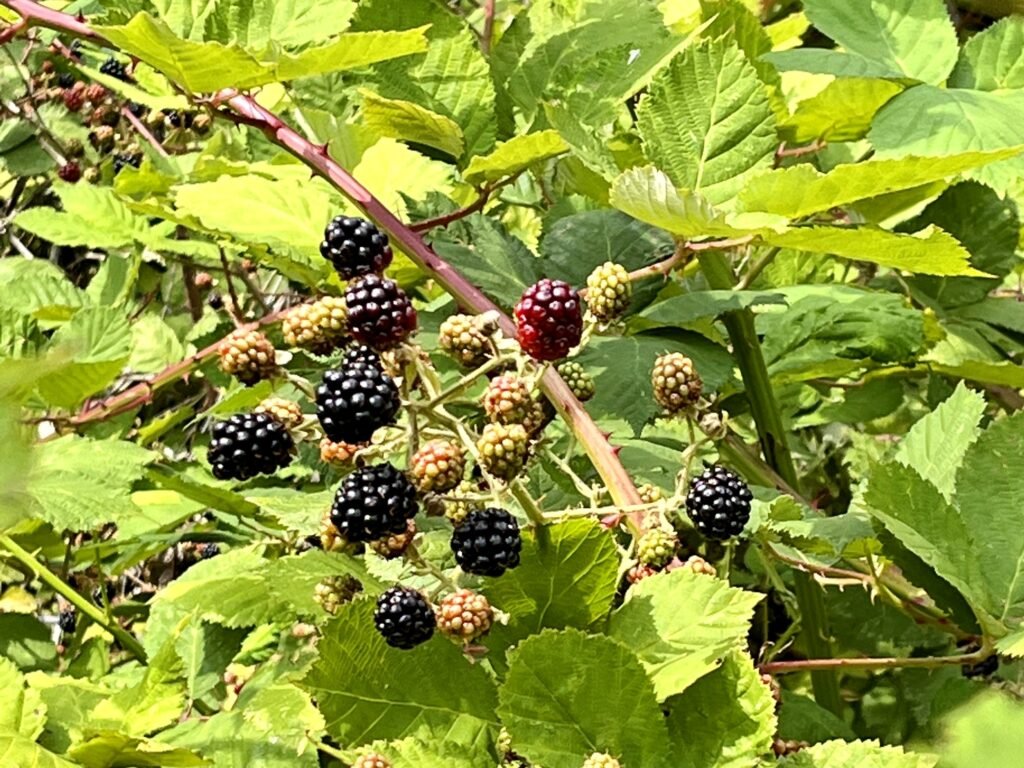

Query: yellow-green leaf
left=463, top=131, right=569, bottom=185
left=359, top=90, right=464, bottom=158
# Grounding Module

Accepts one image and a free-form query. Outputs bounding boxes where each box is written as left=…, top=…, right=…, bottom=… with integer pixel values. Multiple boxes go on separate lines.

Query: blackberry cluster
left=374, top=586, right=435, bottom=649
left=282, top=297, right=349, bottom=355
left=438, top=313, right=490, bottom=367
left=208, top=412, right=295, bottom=480
left=556, top=360, right=595, bottom=402
left=345, top=275, right=417, bottom=349
left=409, top=440, right=465, bottom=494
left=450, top=507, right=522, bottom=577
left=482, top=374, right=546, bottom=433
left=514, top=279, right=583, bottom=361
left=316, top=354, right=399, bottom=443
left=436, top=589, right=493, bottom=643
left=113, top=152, right=143, bottom=174
left=685, top=465, right=753, bottom=540
left=586, top=261, right=632, bottom=320
left=652, top=352, right=702, bottom=413
left=329, top=463, right=418, bottom=543
left=476, top=423, right=530, bottom=481
left=99, top=57, right=131, bottom=82
left=320, top=216, right=393, bottom=279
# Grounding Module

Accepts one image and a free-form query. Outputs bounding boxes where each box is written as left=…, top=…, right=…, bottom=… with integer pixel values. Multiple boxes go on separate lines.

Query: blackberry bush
left=208, top=412, right=294, bottom=480
left=329, top=463, right=418, bottom=543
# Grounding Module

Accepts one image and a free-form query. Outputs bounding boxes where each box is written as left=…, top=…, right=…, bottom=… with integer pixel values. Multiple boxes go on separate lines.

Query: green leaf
left=779, top=739, right=937, bottom=767
left=801, top=0, right=956, bottom=85
left=738, top=148, right=1022, bottom=220
left=0, top=728, right=78, bottom=768
left=608, top=569, right=762, bottom=700
left=665, top=652, right=776, bottom=768
left=305, top=599, right=498, bottom=748
left=68, top=732, right=209, bottom=768
left=0, top=656, right=46, bottom=740
left=777, top=692, right=857, bottom=744
left=760, top=226, right=987, bottom=278
left=174, top=620, right=245, bottom=703
left=895, top=383, right=986, bottom=502
left=0, top=616, right=57, bottom=673
left=482, top=520, right=619, bottom=658
left=497, top=628, right=670, bottom=768
left=129, top=315, right=186, bottom=374
left=193, top=0, right=358, bottom=49
left=869, top=87, right=1024, bottom=193
left=374, top=735, right=492, bottom=768
left=640, top=290, right=787, bottom=326
left=14, top=183, right=144, bottom=250
left=637, top=39, right=776, bottom=208
left=26, top=436, right=154, bottom=531
left=97, top=14, right=428, bottom=91
left=0, top=259, right=88, bottom=326
left=950, top=17, right=1024, bottom=91
left=359, top=90, right=464, bottom=158
left=940, top=693, right=1024, bottom=768
left=463, top=130, right=568, bottom=184
left=779, top=78, right=903, bottom=143
left=37, top=306, right=133, bottom=409
left=353, top=138, right=455, bottom=221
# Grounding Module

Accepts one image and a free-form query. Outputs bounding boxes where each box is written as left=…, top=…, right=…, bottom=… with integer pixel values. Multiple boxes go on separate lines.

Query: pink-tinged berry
left=514, top=279, right=583, bottom=361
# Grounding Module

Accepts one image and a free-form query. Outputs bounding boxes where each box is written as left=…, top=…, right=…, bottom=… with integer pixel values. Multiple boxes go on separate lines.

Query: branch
left=761, top=647, right=990, bottom=675
left=410, top=181, right=500, bottom=232
left=481, top=0, right=496, bottom=55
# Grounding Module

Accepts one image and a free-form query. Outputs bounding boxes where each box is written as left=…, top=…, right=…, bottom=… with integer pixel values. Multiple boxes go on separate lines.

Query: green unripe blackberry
left=582, top=752, right=622, bottom=768
left=482, top=374, right=546, bottom=433
left=556, top=360, right=595, bottom=401
left=652, top=352, right=702, bottom=413
left=636, top=527, right=678, bottom=568
left=476, top=423, right=530, bottom=481
left=438, top=313, right=490, bottom=367
left=282, top=297, right=349, bottom=355
left=586, top=261, right=632, bottom=320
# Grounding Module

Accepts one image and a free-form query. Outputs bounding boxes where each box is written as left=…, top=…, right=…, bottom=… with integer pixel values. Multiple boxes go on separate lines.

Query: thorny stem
left=761, top=646, right=992, bottom=675
left=410, top=176, right=518, bottom=232
left=481, top=0, right=496, bottom=55
left=122, top=106, right=170, bottom=158
left=0, top=533, right=148, bottom=662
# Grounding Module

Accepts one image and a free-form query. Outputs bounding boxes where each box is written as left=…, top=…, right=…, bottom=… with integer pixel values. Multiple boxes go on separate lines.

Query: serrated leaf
left=353, top=138, right=455, bottom=221
left=26, top=436, right=154, bottom=531
left=780, top=77, right=903, bottom=143
left=498, top=628, right=670, bottom=768
left=738, top=148, right=1022, bottom=220
left=950, top=17, right=1024, bottom=91
left=895, top=383, right=985, bottom=501
left=463, top=130, right=568, bottom=184
left=608, top=569, right=762, bottom=700
left=780, top=740, right=936, bottom=767
left=0, top=259, right=88, bottom=326
left=306, top=599, right=498, bottom=748
left=666, top=652, right=776, bottom=768
left=640, top=290, right=786, bottom=326
left=375, top=735, right=492, bottom=768
left=0, top=657, right=46, bottom=741
left=869, top=87, right=1024, bottom=193
left=637, top=39, right=776, bottom=208
left=14, top=183, right=144, bottom=249
left=0, top=728, right=77, bottom=768
left=796, top=0, right=956, bottom=85
left=359, top=90, right=464, bottom=158
left=192, top=0, right=358, bottom=49
left=174, top=620, right=245, bottom=703
left=68, top=732, right=208, bottom=768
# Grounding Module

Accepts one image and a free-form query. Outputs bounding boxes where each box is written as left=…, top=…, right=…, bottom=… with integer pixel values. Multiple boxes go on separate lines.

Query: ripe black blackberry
left=57, top=72, right=75, bottom=88
left=113, top=153, right=142, bottom=174
left=329, top=463, right=418, bottom=543
left=374, top=586, right=435, bottom=649
left=343, top=344, right=382, bottom=369
left=316, top=358, right=399, bottom=443
left=208, top=412, right=295, bottom=481
left=450, top=507, right=522, bottom=577
left=685, top=465, right=753, bottom=540
left=99, top=57, right=131, bottom=82
left=320, top=215, right=393, bottom=279
left=962, top=654, right=999, bottom=678
left=514, top=278, right=583, bottom=361
left=58, top=609, right=76, bottom=635
left=345, top=275, right=417, bottom=349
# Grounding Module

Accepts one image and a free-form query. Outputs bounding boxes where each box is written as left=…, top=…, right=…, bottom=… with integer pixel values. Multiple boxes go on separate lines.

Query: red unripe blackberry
left=84, top=83, right=107, bottom=104
left=685, top=465, right=753, bottom=540
left=514, top=279, right=583, bottom=361
left=316, top=356, right=399, bottom=443
left=409, top=440, right=465, bottom=494
left=482, top=374, right=546, bottom=433
left=62, top=88, right=85, bottom=112
left=320, top=215, right=393, bottom=279
left=374, top=586, right=435, bottom=649
left=58, top=162, right=82, bottom=183
left=329, top=463, right=418, bottom=543
left=319, top=437, right=361, bottom=467
left=450, top=507, right=522, bottom=577
left=352, top=754, right=391, bottom=768
left=208, top=412, right=294, bottom=480
left=436, top=589, right=493, bottom=642
left=344, top=274, right=417, bottom=349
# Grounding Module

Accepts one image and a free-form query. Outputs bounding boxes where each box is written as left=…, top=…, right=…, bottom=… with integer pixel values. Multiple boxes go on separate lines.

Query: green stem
left=0, top=534, right=148, bottom=663
left=698, top=250, right=842, bottom=715
left=762, top=647, right=991, bottom=675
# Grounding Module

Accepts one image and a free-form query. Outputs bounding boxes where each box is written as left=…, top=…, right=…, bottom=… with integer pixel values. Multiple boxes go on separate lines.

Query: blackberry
left=409, top=440, right=465, bottom=494
left=652, top=352, right=702, bottom=414
left=199, top=543, right=220, bottom=560
left=627, top=563, right=658, bottom=584
left=314, top=574, right=362, bottom=615
left=482, top=374, right=546, bottom=433
left=255, top=397, right=303, bottom=429
left=556, top=360, right=595, bottom=401
left=317, top=513, right=347, bottom=552
left=344, top=275, right=417, bottom=349
left=636, top=528, right=678, bottom=568
left=62, top=87, right=85, bottom=112
left=586, top=261, right=632, bottom=320
left=353, top=754, right=391, bottom=768
left=329, top=463, right=418, bottom=543
left=208, top=412, right=294, bottom=480
left=113, top=152, right=142, bottom=174
left=58, top=162, right=82, bottom=183
left=685, top=465, right=752, bottom=540
left=343, top=344, right=382, bottom=368
left=370, top=519, right=416, bottom=559
left=444, top=479, right=482, bottom=525
left=127, top=101, right=146, bottom=117
left=438, top=313, right=490, bottom=368
left=320, top=215, right=393, bottom=279
left=773, top=739, right=810, bottom=757
left=582, top=753, right=621, bottom=768
left=450, top=507, right=522, bottom=577
left=282, top=297, right=349, bottom=355
left=58, top=609, right=76, bottom=635
left=436, top=589, right=493, bottom=643
left=164, top=109, right=194, bottom=129
left=89, top=126, right=115, bottom=153
left=316, top=358, right=400, bottom=443
left=218, top=328, right=277, bottom=385
left=99, top=56, right=131, bottom=82
left=963, top=654, right=999, bottom=679
left=57, top=72, right=75, bottom=88
left=319, top=437, right=361, bottom=466
left=514, top=278, right=583, bottom=361
left=374, top=586, right=435, bottom=649
left=476, top=423, right=530, bottom=481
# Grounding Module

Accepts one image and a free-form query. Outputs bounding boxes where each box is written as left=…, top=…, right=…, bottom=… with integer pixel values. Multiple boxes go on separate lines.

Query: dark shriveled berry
left=320, top=215, right=393, bottom=279
left=316, top=359, right=400, bottom=444
left=450, top=507, right=522, bottom=577
left=514, top=279, right=583, bottom=361
left=685, top=465, right=753, bottom=540
left=374, top=586, right=435, bottom=649
left=99, top=57, right=131, bottom=82
left=208, top=412, right=294, bottom=481
left=329, top=463, right=418, bottom=543
left=344, top=275, right=417, bottom=349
